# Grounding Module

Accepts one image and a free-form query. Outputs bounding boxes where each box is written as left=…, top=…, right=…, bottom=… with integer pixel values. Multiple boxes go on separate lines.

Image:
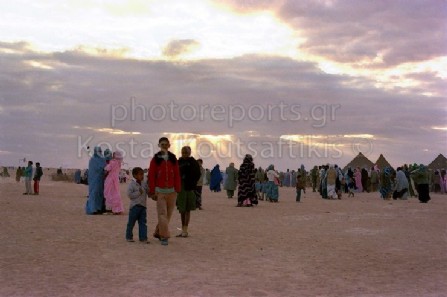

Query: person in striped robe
left=236, top=154, right=257, bottom=207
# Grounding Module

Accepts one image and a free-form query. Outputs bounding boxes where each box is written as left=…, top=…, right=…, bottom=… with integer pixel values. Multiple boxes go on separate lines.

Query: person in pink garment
left=354, top=167, right=363, bottom=192
left=104, top=151, right=125, bottom=215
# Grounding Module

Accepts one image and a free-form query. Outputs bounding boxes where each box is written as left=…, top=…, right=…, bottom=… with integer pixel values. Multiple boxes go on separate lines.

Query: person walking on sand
left=195, top=159, right=205, bottom=210
left=85, top=147, right=106, bottom=215
left=33, top=162, right=43, bottom=195
left=265, top=164, right=280, bottom=202
left=296, top=170, right=306, bottom=202
left=209, top=165, right=222, bottom=192
left=104, top=151, right=125, bottom=215
left=176, top=146, right=201, bottom=238
left=148, top=137, right=181, bottom=246
left=15, top=167, right=22, bottom=182
left=23, top=161, right=33, bottom=195
left=224, top=162, right=238, bottom=199
left=326, top=165, right=338, bottom=199
left=237, top=154, right=257, bottom=207
left=126, top=167, right=149, bottom=244
left=411, top=164, right=431, bottom=203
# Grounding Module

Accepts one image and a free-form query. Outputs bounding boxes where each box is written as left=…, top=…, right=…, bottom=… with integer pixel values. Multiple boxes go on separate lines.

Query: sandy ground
left=1, top=177, right=446, bottom=297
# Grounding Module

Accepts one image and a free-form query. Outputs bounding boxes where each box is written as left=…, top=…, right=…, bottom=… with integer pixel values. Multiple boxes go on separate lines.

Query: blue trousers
left=126, top=205, right=147, bottom=241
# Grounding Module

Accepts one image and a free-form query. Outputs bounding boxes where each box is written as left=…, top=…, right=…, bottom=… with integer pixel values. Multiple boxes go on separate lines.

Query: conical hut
left=343, top=152, right=374, bottom=171
left=375, top=154, right=393, bottom=170
left=427, top=154, right=447, bottom=170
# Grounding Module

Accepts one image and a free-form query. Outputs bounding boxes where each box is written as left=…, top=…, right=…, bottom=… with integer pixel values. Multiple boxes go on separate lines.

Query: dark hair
left=36, top=162, right=40, bottom=166
left=132, top=167, right=144, bottom=176
left=158, top=137, right=169, bottom=144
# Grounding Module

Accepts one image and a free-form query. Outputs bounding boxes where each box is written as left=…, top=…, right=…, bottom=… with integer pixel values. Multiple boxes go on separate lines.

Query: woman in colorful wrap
left=104, top=151, right=125, bottom=214
left=265, top=165, right=280, bottom=202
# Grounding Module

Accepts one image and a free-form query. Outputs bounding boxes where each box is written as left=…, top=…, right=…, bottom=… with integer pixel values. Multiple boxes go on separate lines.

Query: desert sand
left=1, top=176, right=446, bottom=297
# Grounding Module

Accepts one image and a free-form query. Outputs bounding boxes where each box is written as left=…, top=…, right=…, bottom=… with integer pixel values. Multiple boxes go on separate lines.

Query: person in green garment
left=224, top=162, right=238, bottom=198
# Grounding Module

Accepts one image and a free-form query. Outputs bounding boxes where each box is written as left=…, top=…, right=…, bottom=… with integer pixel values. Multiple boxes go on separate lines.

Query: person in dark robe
left=176, top=146, right=201, bottom=237
left=411, top=164, right=431, bottom=203
left=237, top=154, right=257, bottom=207
left=209, top=165, right=222, bottom=192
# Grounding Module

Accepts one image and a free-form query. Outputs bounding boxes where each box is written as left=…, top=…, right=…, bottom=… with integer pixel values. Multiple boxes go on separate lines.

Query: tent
left=427, top=154, right=447, bottom=170
left=375, top=154, right=393, bottom=170
left=343, top=152, right=374, bottom=171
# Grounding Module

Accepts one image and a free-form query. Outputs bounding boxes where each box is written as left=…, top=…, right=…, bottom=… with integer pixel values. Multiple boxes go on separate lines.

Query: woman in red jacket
left=148, top=137, right=181, bottom=246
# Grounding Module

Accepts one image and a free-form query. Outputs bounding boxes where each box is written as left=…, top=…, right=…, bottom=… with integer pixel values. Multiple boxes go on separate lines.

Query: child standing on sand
left=126, top=167, right=149, bottom=243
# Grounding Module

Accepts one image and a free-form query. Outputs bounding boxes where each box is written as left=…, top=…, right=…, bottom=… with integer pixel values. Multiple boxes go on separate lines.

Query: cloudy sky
left=0, top=0, right=446, bottom=170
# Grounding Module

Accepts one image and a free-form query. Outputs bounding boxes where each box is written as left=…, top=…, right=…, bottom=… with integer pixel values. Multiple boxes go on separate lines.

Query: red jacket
left=148, top=151, right=181, bottom=194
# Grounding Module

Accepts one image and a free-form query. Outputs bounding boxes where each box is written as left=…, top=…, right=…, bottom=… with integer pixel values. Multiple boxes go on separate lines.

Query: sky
left=0, top=0, right=446, bottom=171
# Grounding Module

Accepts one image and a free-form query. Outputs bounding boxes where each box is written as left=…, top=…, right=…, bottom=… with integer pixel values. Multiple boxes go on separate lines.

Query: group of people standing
left=85, top=147, right=125, bottom=215
left=145, top=138, right=205, bottom=245
left=87, top=137, right=206, bottom=246
left=18, top=161, right=43, bottom=195
left=313, top=164, right=433, bottom=203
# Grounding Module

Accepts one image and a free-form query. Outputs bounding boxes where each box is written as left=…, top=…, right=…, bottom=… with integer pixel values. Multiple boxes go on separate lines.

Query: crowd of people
left=11, top=139, right=444, bottom=247
left=207, top=162, right=445, bottom=205
left=13, top=161, right=43, bottom=195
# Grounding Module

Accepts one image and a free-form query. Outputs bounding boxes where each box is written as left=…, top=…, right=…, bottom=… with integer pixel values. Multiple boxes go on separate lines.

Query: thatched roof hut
left=427, top=154, right=447, bottom=170
left=343, top=152, right=374, bottom=171
left=375, top=154, right=393, bottom=170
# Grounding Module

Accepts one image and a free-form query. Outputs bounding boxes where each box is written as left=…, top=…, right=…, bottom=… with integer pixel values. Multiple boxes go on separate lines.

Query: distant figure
left=74, top=169, right=81, bottom=184
left=224, top=163, right=238, bottom=199
left=296, top=170, right=306, bottom=202
left=379, top=167, right=392, bottom=200
left=411, top=165, right=431, bottom=203
left=299, top=165, right=307, bottom=193
left=282, top=169, right=291, bottom=187
left=23, top=161, right=33, bottom=195
left=85, top=147, right=106, bottom=215
left=265, top=164, right=280, bottom=202
left=326, top=165, right=338, bottom=199
left=195, top=159, right=205, bottom=210
left=104, top=151, right=125, bottom=215
left=15, top=167, right=22, bottom=182
left=361, top=168, right=369, bottom=192
left=81, top=169, right=89, bottom=185
left=354, top=167, right=363, bottom=192
left=125, top=167, right=149, bottom=243
left=440, top=169, right=446, bottom=194
left=393, top=167, right=409, bottom=200
left=2, top=167, right=10, bottom=177
left=210, top=165, right=222, bottom=192
left=370, top=166, right=379, bottom=192
left=205, top=169, right=211, bottom=185
left=311, top=166, right=318, bottom=192
left=237, top=155, right=256, bottom=207
left=255, top=167, right=265, bottom=201
left=33, top=162, right=43, bottom=195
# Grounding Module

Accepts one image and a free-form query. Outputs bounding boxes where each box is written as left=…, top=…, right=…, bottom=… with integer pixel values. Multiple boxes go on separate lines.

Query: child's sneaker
left=160, top=238, right=168, bottom=246
left=126, top=239, right=135, bottom=242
